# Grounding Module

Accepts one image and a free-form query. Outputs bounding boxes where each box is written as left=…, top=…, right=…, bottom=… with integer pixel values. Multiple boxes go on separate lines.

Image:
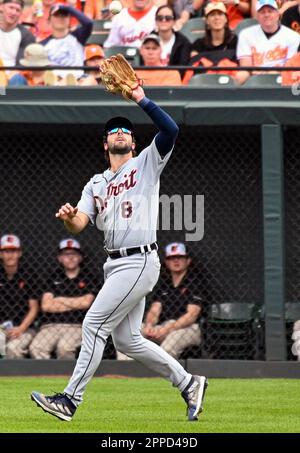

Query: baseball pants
left=64, top=250, right=192, bottom=405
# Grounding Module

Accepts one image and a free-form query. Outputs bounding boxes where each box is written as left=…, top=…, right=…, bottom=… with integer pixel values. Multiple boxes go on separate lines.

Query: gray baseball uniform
left=63, top=103, right=192, bottom=406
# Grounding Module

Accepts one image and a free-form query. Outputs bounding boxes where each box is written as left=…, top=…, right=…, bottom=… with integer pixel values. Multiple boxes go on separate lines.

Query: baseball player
left=31, top=84, right=208, bottom=422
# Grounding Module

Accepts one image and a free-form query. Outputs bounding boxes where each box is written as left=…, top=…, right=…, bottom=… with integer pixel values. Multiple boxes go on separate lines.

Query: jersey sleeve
left=137, top=138, right=173, bottom=185
left=77, top=178, right=97, bottom=225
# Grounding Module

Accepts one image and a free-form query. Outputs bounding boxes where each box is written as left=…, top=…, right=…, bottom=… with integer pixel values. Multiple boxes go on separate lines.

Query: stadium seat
left=234, top=18, right=258, bottom=35
left=181, top=17, right=206, bottom=43
left=103, top=46, right=140, bottom=65
left=188, top=73, right=236, bottom=87
left=92, top=19, right=112, bottom=31
left=203, top=302, right=262, bottom=359
left=86, top=19, right=112, bottom=46
left=243, top=74, right=282, bottom=87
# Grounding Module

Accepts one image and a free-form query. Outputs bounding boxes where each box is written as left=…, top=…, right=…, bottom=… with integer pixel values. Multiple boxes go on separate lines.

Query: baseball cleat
left=31, top=391, right=76, bottom=421
left=181, top=375, right=208, bottom=421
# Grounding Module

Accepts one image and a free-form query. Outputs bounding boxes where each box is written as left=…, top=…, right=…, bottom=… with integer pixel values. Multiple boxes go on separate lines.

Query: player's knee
left=113, top=337, right=128, bottom=353
left=114, top=335, right=143, bottom=355
left=56, top=345, right=76, bottom=359
left=6, top=342, right=22, bottom=359
left=29, top=339, right=46, bottom=359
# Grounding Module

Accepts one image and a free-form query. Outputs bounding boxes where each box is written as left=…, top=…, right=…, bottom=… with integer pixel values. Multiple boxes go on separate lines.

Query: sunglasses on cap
left=107, top=127, right=132, bottom=135
left=156, top=15, right=174, bottom=21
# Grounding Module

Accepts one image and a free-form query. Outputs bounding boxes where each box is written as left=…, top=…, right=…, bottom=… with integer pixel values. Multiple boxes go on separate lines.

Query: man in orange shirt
left=136, top=34, right=182, bottom=86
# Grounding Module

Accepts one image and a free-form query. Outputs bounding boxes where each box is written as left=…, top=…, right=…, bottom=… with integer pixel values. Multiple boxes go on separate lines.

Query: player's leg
left=29, top=324, right=59, bottom=359
left=112, top=299, right=191, bottom=391
left=160, top=324, right=201, bottom=359
left=62, top=251, right=160, bottom=405
left=56, top=324, right=82, bottom=359
left=6, top=329, right=35, bottom=358
left=112, top=301, right=208, bottom=420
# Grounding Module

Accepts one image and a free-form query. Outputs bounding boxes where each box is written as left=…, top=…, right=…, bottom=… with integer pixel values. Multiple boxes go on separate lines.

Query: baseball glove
left=99, top=54, right=141, bottom=101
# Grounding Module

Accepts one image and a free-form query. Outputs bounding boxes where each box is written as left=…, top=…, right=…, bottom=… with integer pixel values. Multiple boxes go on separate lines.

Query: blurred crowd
left=1, top=0, right=300, bottom=86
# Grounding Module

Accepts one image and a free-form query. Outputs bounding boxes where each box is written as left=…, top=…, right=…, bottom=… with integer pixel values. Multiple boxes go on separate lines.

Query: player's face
left=0, top=249, right=22, bottom=267
left=257, top=6, right=280, bottom=30
left=105, top=127, right=134, bottom=155
left=2, top=3, right=22, bottom=27
left=58, top=250, right=82, bottom=271
left=165, top=256, right=191, bottom=273
left=206, top=11, right=227, bottom=31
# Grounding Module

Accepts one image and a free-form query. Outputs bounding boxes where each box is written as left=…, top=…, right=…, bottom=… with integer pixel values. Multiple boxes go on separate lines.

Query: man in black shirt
left=0, top=234, right=39, bottom=358
left=29, top=238, right=96, bottom=359
left=143, top=242, right=204, bottom=359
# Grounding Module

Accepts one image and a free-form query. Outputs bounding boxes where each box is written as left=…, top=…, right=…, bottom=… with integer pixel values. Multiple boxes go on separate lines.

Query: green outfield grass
left=0, top=377, right=299, bottom=433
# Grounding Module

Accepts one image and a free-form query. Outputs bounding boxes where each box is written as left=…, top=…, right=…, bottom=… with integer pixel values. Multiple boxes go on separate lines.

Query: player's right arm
left=55, top=203, right=89, bottom=234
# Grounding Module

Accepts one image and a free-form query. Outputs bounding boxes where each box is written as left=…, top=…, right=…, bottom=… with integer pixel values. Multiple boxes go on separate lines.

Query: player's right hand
left=55, top=203, right=78, bottom=221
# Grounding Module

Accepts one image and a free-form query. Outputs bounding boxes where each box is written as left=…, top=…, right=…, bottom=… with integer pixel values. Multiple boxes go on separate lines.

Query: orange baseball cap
left=84, top=45, right=105, bottom=62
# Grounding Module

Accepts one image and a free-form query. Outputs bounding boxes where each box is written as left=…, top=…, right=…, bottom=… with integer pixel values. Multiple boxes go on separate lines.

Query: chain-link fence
left=0, top=123, right=264, bottom=360
left=284, top=127, right=300, bottom=361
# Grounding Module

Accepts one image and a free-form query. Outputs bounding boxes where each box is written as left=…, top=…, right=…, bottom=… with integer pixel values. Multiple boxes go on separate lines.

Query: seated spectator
left=153, top=5, right=191, bottom=67
left=0, top=0, right=35, bottom=66
left=104, top=0, right=157, bottom=48
left=8, top=43, right=51, bottom=86
left=29, top=239, right=96, bottom=359
left=281, top=2, right=300, bottom=34
left=183, top=2, right=247, bottom=84
left=142, top=242, right=204, bottom=359
left=21, top=0, right=83, bottom=40
left=194, top=0, right=250, bottom=29
left=292, top=320, right=300, bottom=360
left=0, top=234, right=39, bottom=358
left=237, top=0, right=300, bottom=80
left=281, top=51, right=300, bottom=85
left=40, top=3, right=93, bottom=79
left=252, top=0, right=298, bottom=18
left=78, top=43, right=105, bottom=85
left=164, top=0, right=195, bottom=31
left=136, top=33, right=182, bottom=85
left=21, top=0, right=55, bottom=42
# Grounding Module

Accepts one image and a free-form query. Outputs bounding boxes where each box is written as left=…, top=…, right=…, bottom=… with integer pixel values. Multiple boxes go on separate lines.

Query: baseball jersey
left=103, top=6, right=157, bottom=48
left=237, top=24, right=300, bottom=66
left=0, top=267, right=39, bottom=326
left=150, top=269, right=205, bottom=324
left=40, top=268, right=98, bottom=325
left=77, top=139, right=172, bottom=250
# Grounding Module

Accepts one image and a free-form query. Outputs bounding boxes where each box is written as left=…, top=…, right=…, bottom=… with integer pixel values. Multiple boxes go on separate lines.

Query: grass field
left=0, top=377, right=299, bottom=433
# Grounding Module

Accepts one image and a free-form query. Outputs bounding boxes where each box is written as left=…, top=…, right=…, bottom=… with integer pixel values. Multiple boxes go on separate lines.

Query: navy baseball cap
left=103, top=117, right=134, bottom=136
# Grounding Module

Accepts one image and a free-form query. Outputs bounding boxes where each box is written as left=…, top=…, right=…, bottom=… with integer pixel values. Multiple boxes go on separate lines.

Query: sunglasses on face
left=107, top=127, right=132, bottom=135
left=156, top=15, right=174, bottom=22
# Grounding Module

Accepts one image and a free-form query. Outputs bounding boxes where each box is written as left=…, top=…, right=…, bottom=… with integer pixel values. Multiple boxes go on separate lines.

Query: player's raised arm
left=55, top=203, right=89, bottom=234
left=131, top=86, right=179, bottom=157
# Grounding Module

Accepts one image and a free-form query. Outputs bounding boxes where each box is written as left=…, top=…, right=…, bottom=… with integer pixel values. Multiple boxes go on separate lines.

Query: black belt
left=104, top=242, right=158, bottom=259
